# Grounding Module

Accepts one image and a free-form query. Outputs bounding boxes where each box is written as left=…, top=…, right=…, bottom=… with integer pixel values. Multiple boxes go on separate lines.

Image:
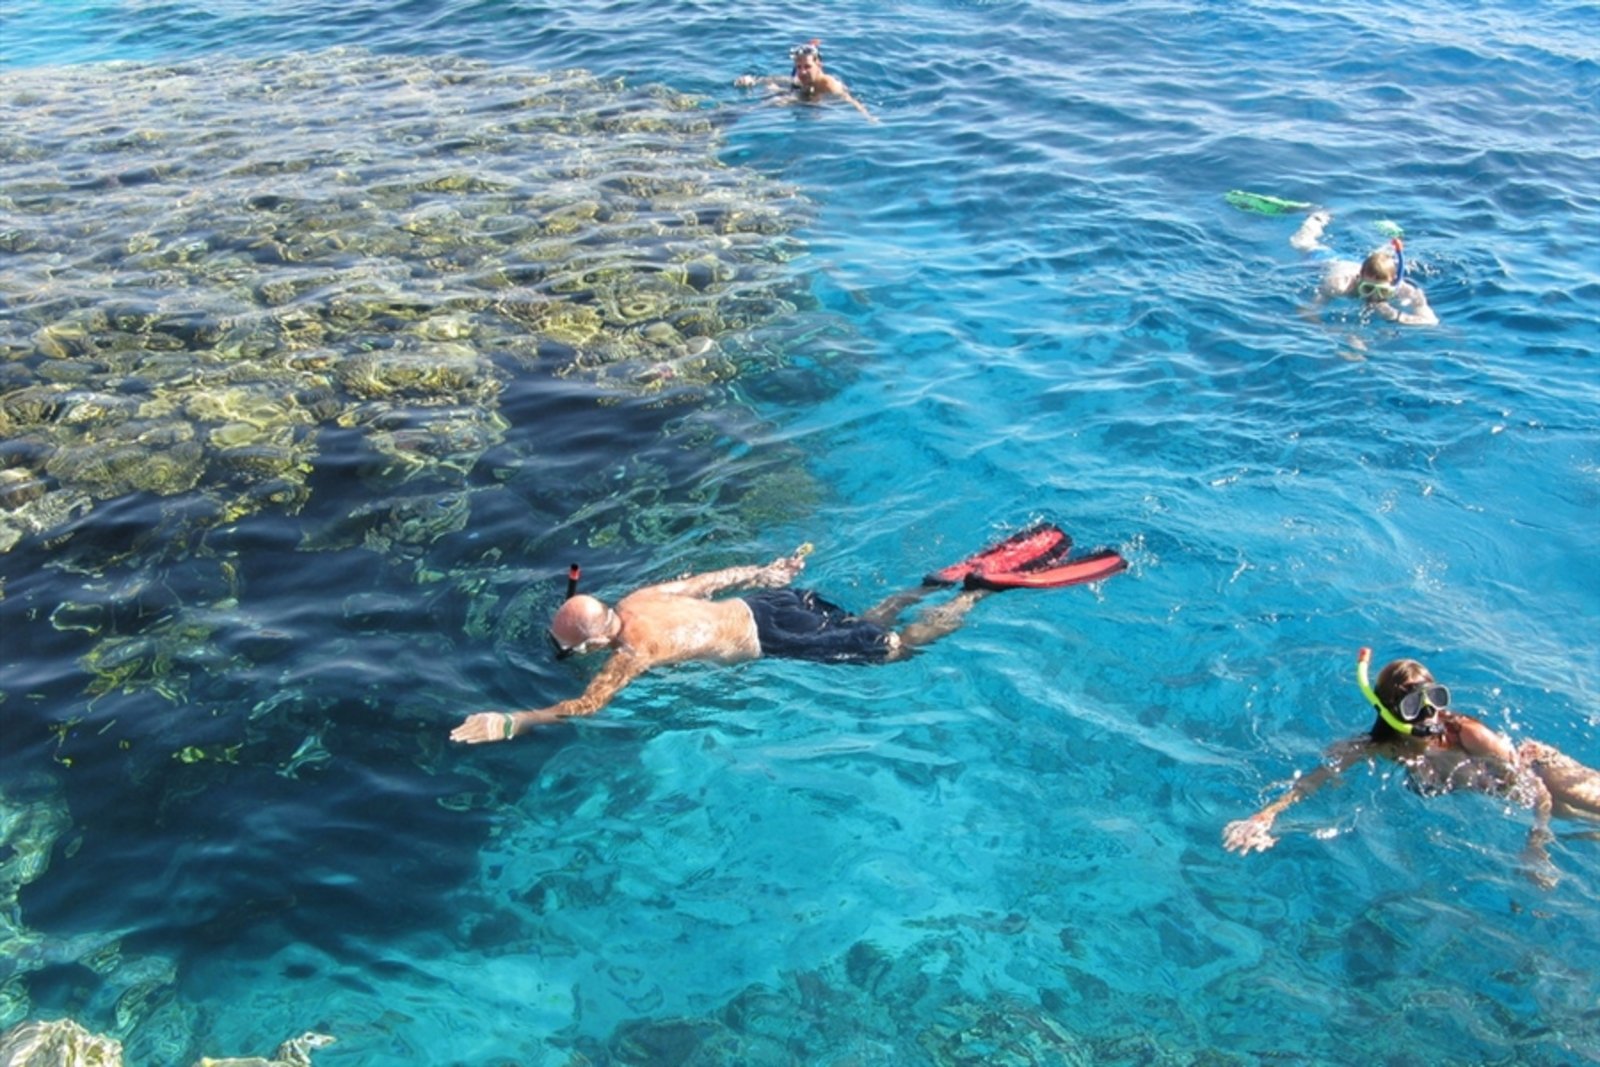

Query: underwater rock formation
left=3, top=47, right=838, bottom=716
left=0, top=48, right=818, bottom=560
left=195, top=1030, right=335, bottom=1067
left=0, top=1019, right=335, bottom=1067
left=0, top=1018, right=122, bottom=1067
left=0, top=781, right=77, bottom=1032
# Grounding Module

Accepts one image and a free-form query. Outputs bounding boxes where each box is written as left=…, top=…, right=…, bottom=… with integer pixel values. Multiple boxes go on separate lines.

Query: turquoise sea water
left=2, top=1, right=1598, bottom=1064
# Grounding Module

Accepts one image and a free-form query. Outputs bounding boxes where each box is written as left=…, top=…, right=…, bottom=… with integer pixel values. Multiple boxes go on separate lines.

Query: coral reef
left=0, top=1019, right=335, bottom=1067
left=0, top=49, right=819, bottom=560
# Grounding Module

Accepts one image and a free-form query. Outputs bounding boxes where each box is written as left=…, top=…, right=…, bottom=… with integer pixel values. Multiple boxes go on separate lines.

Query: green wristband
left=501, top=713, right=516, bottom=740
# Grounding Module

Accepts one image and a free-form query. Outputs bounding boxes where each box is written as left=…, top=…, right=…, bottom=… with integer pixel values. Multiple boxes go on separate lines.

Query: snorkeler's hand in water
left=452, top=707, right=575, bottom=742
left=1519, top=829, right=1560, bottom=890
left=756, top=555, right=803, bottom=588
left=1223, top=813, right=1279, bottom=854
left=451, top=711, right=519, bottom=744
left=756, top=545, right=811, bottom=588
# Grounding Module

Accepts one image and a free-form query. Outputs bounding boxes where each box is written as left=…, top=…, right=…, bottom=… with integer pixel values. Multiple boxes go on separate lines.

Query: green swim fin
left=1225, top=190, right=1314, bottom=216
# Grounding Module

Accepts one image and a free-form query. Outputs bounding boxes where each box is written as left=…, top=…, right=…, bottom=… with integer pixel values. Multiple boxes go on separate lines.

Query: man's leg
left=886, top=588, right=993, bottom=660
left=860, top=585, right=937, bottom=627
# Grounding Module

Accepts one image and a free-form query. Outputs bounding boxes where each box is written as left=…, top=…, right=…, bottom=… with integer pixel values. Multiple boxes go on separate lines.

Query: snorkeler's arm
left=1374, top=281, right=1438, bottom=327
left=734, top=74, right=788, bottom=90
left=638, top=551, right=807, bottom=599
left=1223, top=739, right=1370, bottom=854
left=1289, top=210, right=1331, bottom=253
left=1298, top=263, right=1352, bottom=322
left=1519, top=772, right=1559, bottom=889
left=449, top=652, right=651, bottom=743
left=827, top=77, right=875, bottom=120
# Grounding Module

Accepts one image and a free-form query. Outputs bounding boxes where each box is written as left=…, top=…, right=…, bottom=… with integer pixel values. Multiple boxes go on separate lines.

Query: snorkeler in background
left=735, top=39, right=876, bottom=121
left=1223, top=649, right=1600, bottom=887
left=1292, top=211, right=1439, bottom=326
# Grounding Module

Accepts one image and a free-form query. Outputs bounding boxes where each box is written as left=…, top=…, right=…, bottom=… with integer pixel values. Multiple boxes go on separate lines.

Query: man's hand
left=451, top=711, right=519, bottom=744
left=757, top=544, right=810, bottom=588
left=1223, top=813, right=1279, bottom=855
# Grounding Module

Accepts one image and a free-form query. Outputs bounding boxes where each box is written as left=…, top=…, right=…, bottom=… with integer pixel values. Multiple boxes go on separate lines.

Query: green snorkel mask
left=1357, top=647, right=1445, bottom=737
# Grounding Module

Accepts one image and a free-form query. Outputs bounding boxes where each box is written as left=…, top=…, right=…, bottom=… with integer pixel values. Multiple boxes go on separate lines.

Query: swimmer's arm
left=1223, top=739, right=1370, bottom=854
left=827, top=77, right=875, bottom=121
left=1374, top=282, right=1438, bottom=327
left=734, top=74, right=788, bottom=90
left=450, top=653, right=649, bottom=743
left=1299, top=264, right=1353, bottom=322
left=1519, top=771, right=1559, bottom=888
left=639, top=551, right=807, bottom=598
left=843, top=92, right=876, bottom=121
left=1289, top=210, right=1331, bottom=253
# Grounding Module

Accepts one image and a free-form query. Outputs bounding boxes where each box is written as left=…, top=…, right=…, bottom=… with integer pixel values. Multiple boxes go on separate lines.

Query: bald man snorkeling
left=451, top=523, right=1126, bottom=743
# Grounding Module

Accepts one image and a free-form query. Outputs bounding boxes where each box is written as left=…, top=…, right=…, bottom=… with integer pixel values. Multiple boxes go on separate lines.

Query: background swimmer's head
left=549, top=594, right=616, bottom=658
left=791, top=39, right=823, bottom=80
left=1369, top=658, right=1441, bottom=740
left=1357, top=248, right=1399, bottom=300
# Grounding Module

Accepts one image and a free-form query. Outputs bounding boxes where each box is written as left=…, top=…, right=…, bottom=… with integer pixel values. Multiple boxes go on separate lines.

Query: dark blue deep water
left=2, top=2, right=1598, bottom=1064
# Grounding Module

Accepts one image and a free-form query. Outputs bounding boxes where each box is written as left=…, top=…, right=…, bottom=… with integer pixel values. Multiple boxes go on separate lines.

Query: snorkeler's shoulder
left=1321, top=259, right=1361, bottom=295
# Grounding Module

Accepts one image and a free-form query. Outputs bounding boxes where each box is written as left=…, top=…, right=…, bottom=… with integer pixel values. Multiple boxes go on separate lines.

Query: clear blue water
left=3, top=1, right=1599, bottom=1064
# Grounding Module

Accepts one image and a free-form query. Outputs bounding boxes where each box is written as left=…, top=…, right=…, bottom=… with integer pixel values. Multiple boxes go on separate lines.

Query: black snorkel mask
left=1356, top=646, right=1446, bottom=738
left=547, top=562, right=582, bottom=659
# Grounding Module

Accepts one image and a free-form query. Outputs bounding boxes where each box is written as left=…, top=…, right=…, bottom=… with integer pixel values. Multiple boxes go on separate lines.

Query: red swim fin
left=963, top=549, right=1128, bottom=591
left=924, top=523, right=1071, bottom=587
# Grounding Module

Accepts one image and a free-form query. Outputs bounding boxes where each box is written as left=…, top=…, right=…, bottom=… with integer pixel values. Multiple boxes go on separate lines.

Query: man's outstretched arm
left=640, top=547, right=809, bottom=600
left=450, top=651, right=650, bottom=744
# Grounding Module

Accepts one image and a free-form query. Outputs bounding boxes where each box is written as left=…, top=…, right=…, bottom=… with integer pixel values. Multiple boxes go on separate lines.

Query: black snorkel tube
left=548, top=563, right=583, bottom=659
left=1356, top=646, right=1442, bottom=738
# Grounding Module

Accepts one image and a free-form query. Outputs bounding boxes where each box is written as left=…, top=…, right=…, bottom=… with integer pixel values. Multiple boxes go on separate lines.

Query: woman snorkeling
left=1224, top=649, right=1600, bottom=886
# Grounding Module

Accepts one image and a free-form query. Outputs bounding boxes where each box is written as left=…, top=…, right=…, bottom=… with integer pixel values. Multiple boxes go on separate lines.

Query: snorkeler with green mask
left=1292, top=213, right=1439, bottom=326
left=1224, top=649, right=1600, bottom=887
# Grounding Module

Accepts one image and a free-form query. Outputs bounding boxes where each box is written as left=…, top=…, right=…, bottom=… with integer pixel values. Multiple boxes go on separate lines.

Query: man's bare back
left=612, top=588, right=765, bottom=667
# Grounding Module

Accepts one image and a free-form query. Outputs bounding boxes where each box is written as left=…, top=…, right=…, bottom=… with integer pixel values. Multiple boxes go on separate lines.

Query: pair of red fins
left=924, top=522, right=1127, bottom=591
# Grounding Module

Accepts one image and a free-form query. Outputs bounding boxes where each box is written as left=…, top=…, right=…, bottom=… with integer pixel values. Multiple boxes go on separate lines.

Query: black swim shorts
left=742, top=588, right=894, bottom=665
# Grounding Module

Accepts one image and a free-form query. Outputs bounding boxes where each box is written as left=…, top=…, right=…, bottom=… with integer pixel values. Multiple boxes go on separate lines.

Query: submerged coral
left=0, top=49, right=821, bottom=560
left=0, top=1019, right=336, bottom=1067
left=0, top=1018, right=123, bottom=1067
left=197, top=1030, right=336, bottom=1067
left=0, top=780, right=100, bottom=1032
